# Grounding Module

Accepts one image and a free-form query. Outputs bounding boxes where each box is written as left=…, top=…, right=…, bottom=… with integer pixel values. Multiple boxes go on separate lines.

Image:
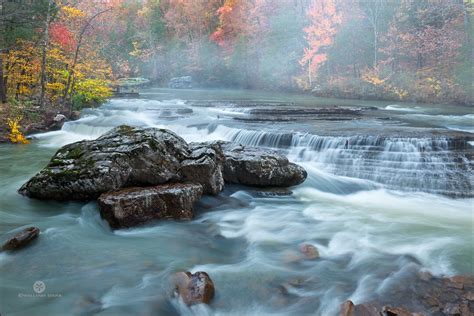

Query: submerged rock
left=299, top=244, right=319, bottom=260
left=174, top=271, right=215, bottom=305
left=19, top=125, right=189, bottom=200
left=179, top=142, right=225, bottom=195
left=219, top=142, right=307, bottom=187
left=1, top=227, right=40, bottom=251
left=98, top=183, right=203, bottom=229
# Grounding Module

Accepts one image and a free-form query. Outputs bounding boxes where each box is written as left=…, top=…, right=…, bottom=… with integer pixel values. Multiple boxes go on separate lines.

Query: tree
left=300, top=0, right=341, bottom=87
left=0, top=0, right=52, bottom=103
left=360, top=0, right=385, bottom=68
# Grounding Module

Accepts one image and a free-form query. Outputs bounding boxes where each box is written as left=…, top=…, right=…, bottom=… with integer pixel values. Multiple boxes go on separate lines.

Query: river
left=0, top=88, right=472, bottom=315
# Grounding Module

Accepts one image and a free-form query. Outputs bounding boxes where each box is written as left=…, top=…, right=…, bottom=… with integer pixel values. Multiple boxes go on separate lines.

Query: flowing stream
left=0, top=88, right=472, bottom=315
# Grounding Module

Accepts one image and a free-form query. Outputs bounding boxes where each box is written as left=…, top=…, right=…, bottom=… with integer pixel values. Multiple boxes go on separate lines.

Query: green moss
left=148, top=139, right=159, bottom=151
left=80, top=158, right=95, bottom=168
left=117, top=125, right=135, bottom=135
left=65, top=147, right=84, bottom=159
left=49, top=158, right=64, bottom=167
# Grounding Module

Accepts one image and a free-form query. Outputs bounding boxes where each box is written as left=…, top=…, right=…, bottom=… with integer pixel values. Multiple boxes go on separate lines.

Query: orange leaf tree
left=300, top=0, right=341, bottom=88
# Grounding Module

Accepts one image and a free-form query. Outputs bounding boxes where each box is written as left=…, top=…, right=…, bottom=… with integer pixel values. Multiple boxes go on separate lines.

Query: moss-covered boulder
left=19, top=125, right=189, bottom=200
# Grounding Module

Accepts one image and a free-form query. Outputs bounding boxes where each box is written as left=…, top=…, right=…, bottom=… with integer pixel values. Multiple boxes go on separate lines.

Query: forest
left=1, top=0, right=472, bottom=116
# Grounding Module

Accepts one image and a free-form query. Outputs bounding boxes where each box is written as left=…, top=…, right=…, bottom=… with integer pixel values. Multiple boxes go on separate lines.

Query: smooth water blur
left=0, top=89, right=472, bottom=316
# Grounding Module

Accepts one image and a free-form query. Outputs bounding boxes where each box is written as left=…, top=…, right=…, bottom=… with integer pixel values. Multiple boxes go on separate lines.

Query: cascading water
left=1, top=90, right=472, bottom=316
left=202, top=125, right=473, bottom=197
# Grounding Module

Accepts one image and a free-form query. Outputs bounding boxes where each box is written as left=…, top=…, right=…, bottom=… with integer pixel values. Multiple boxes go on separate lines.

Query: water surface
left=0, top=89, right=472, bottom=315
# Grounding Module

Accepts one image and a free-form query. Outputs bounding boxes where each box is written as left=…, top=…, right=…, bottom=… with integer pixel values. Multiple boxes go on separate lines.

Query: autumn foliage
left=1, top=0, right=472, bottom=118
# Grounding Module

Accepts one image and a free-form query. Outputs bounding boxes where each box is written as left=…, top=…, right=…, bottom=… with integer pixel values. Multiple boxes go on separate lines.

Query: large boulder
left=19, top=126, right=190, bottom=200
left=19, top=126, right=308, bottom=203
left=98, top=183, right=203, bottom=229
left=173, top=271, right=215, bottom=305
left=1, top=227, right=40, bottom=251
left=219, top=142, right=307, bottom=187
left=179, top=142, right=225, bottom=195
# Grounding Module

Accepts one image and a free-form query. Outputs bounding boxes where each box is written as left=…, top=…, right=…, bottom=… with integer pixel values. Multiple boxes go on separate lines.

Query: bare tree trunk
left=373, top=29, right=378, bottom=68
left=39, top=0, right=53, bottom=108
left=308, top=64, right=312, bottom=87
left=365, top=0, right=383, bottom=69
left=0, top=53, right=6, bottom=103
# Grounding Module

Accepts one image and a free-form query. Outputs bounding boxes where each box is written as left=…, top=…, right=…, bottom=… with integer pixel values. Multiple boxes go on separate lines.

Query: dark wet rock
left=173, top=271, right=215, bottom=305
left=19, top=126, right=307, bottom=202
left=168, top=76, right=193, bottom=89
left=251, top=187, right=293, bottom=197
left=1, top=227, right=40, bottom=251
left=19, top=126, right=189, bottom=200
left=299, top=244, right=319, bottom=260
left=71, top=111, right=81, bottom=121
left=340, top=273, right=474, bottom=316
left=219, top=142, right=307, bottom=187
left=74, top=295, right=103, bottom=315
left=176, top=108, right=193, bottom=115
left=179, top=142, right=225, bottom=195
left=47, top=113, right=67, bottom=131
left=98, top=183, right=203, bottom=229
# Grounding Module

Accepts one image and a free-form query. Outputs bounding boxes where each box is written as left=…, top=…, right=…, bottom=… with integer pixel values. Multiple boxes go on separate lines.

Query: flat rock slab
left=2, top=227, right=40, bottom=251
left=220, top=142, right=307, bottom=187
left=98, top=183, right=203, bottom=229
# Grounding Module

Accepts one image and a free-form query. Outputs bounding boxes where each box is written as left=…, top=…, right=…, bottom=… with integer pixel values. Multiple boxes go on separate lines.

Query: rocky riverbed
left=1, top=88, right=472, bottom=315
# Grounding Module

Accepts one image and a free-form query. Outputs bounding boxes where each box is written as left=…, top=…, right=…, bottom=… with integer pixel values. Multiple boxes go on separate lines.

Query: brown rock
left=353, top=302, right=381, bottom=316
left=98, top=183, right=203, bottom=229
left=418, top=271, right=433, bottom=282
left=300, top=244, right=319, bottom=260
left=464, top=291, right=474, bottom=301
left=2, top=227, right=40, bottom=251
left=382, top=305, right=417, bottom=316
left=174, top=271, right=215, bottom=305
left=340, top=300, right=355, bottom=316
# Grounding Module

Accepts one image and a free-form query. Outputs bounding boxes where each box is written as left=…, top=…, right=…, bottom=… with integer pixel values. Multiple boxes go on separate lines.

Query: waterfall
left=209, top=125, right=473, bottom=197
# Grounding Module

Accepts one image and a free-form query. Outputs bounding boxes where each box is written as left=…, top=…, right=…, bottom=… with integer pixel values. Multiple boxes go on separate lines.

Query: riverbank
left=0, top=103, right=80, bottom=144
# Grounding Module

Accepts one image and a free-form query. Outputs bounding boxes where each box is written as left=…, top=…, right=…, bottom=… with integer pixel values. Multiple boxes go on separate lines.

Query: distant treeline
left=1, top=0, right=473, bottom=106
